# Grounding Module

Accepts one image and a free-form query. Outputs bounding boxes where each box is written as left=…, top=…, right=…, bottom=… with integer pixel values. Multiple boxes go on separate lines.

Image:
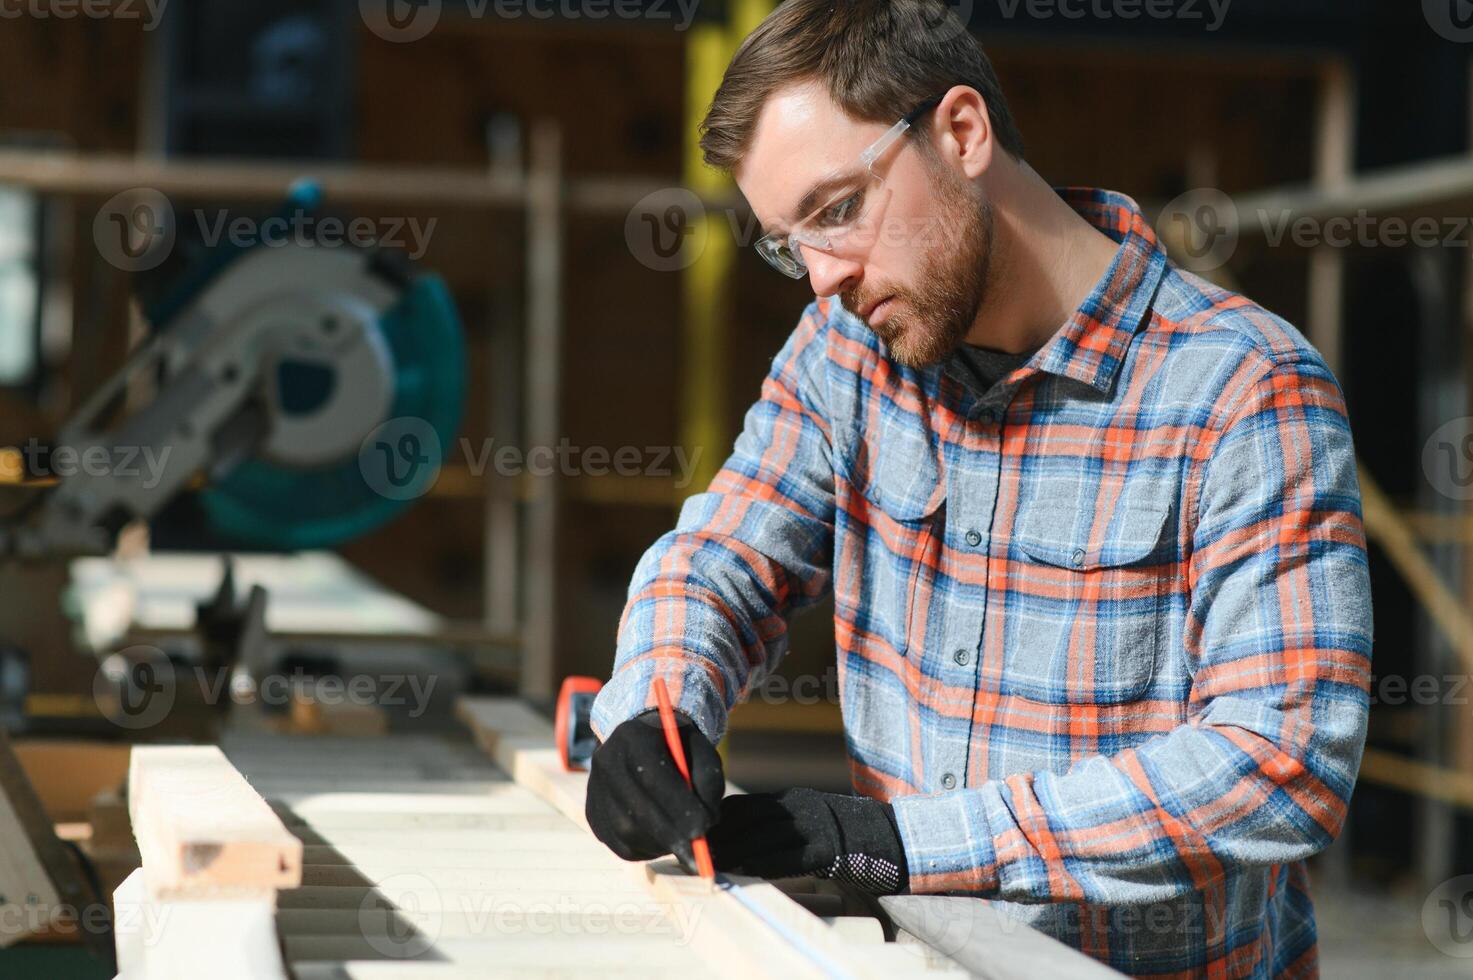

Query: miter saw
left=0, top=185, right=465, bottom=558
left=0, top=185, right=467, bottom=734
left=0, top=189, right=467, bottom=965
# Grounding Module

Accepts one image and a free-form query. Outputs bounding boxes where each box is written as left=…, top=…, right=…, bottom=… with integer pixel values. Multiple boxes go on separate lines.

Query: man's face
left=735, top=81, right=994, bottom=368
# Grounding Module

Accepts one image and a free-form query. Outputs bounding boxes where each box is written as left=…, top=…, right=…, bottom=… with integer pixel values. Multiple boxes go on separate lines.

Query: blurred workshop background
left=0, top=0, right=1469, bottom=976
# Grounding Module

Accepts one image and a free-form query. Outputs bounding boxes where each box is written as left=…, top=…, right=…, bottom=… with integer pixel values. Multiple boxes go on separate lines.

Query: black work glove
left=584, top=707, right=725, bottom=871
left=707, top=787, right=909, bottom=895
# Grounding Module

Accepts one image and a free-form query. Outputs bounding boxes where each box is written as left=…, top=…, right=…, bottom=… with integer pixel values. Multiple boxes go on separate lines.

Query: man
left=585, top=1, right=1373, bottom=977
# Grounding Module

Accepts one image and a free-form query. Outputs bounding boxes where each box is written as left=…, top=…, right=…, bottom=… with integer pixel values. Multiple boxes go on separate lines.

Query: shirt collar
left=1030, top=187, right=1169, bottom=395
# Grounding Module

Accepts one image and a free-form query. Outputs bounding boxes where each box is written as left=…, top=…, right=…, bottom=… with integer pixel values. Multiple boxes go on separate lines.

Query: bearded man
left=584, top=3, right=1373, bottom=977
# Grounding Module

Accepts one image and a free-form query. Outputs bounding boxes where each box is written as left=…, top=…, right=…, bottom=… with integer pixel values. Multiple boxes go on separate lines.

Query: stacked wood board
left=113, top=699, right=1116, bottom=978
left=116, top=744, right=303, bottom=979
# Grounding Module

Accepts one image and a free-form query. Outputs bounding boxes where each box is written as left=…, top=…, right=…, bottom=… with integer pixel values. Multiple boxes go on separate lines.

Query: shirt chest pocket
left=839, top=409, right=947, bottom=660
left=1001, top=500, right=1173, bottom=705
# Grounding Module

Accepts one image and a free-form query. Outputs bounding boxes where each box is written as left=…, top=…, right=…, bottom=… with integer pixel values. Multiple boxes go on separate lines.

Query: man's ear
left=930, top=85, right=995, bottom=181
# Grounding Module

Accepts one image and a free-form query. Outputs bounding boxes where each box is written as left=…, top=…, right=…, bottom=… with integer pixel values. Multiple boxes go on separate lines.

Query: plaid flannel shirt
left=590, top=188, right=1373, bottom=979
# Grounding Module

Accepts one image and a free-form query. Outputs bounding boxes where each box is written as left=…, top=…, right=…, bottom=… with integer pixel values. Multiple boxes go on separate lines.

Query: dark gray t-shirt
left=951, top=343, right=1037, bottom=398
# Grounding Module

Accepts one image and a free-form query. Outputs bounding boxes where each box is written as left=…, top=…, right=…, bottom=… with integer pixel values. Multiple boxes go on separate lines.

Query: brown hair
left=699, top=0, right=1025, bottom=173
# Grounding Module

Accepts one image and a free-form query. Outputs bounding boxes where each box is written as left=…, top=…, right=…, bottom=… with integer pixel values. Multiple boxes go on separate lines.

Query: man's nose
left=801, top=245, right=862, bottom=298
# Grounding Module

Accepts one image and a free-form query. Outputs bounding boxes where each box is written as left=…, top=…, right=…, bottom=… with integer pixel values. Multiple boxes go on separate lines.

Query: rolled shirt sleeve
left=590, top=305, right=838, bottom=747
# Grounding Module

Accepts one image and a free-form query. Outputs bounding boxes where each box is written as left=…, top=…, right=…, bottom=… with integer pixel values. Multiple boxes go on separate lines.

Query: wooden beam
left=457, top=696, right=978, bottom=980
left=520, top=119, right=566, bottom=701
left=128, top=745, right=303, bottom=898
left=113, top=868, right=287, bottom=980
left=1232, top=154, right=1473, bottom=236
left=0, top=148, right=740, bottom=216
left=1359, top=464, right=1473, bottom=678
left=1359, top=749, right=1473, bottom=811
left=1305, top=60, right=1355, bottom=380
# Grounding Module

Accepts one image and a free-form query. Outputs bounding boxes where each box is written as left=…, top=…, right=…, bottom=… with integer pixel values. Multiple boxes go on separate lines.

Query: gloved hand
left=584, top=707, right=725, bottom=871
left=707, top=787, right=908, bottom=895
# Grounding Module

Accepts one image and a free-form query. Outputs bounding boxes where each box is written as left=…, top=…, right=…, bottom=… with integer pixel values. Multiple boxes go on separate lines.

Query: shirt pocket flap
left=1016, top=501, right=1171, bottom=569
left=1004, top=500, right=1173, bottom=705
left=844, top=414, right=946, bottom=523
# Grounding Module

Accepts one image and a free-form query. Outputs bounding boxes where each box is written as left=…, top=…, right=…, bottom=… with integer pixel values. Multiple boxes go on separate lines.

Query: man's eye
left=818, top=191, right=864, bottom=227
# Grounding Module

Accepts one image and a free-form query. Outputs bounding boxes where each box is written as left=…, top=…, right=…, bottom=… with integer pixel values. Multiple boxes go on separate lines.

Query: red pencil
left=651, top=677, right=716, bottom=879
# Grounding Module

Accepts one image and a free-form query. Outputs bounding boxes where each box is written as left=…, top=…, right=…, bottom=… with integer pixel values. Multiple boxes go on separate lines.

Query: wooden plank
left=268, top=791, right=547, bottom=817
left=272, top=809, right=571, bottom=833
left=879, top=895, right=1123, bottom=980
left=1305, top=60, right=1354, bottom=388
left=520, top=119, right=565, bottom=701
left=128, top=745, right=303, bottom=898
left=1232, top=154, right=1473, bottom=232
left=243, top=778, right=508, bottom=797
left=456, top=696, right=966, bottom=980
left=0, top=148, right=736, bottom=216
left=292, top=963, right=696, bottom=980
left=454, top=699, right=593, bottom=831
left=282, top=935, right=699, bottom=969
left=1360, top=466, right=1473, bottom=677
left=113, top=867, right=287, bottom=980
left=278, top=906, right=702, bottom=942
left=221, top=733, right=490, bottom=758
left=297, top=845, right=607, bottom=871
left=283, top=828, right=599, bottom=853
left=294, top=865, right=643, bottom=892
left=283, top=880, right=651, bottom=907
left=1359, top=748, right=1473, bottom=810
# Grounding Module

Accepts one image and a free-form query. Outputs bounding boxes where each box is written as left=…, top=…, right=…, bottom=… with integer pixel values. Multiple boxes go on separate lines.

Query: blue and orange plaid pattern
left=590, top=188, right=1373, bottom=978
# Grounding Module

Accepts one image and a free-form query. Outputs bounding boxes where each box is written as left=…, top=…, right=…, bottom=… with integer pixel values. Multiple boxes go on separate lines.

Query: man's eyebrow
left=768, top=169, right=864, bottom=237
left=793, top=171, right=860, bottom=222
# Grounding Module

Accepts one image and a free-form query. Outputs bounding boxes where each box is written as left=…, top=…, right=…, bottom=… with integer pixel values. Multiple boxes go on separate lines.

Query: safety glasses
left=754, top=94, right=944, bottom=280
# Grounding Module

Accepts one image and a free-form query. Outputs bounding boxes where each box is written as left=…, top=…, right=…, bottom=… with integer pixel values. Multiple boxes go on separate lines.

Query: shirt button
left=941, top=773, right=957, bottom=790
left=953, top=648, right=971, bottom=666
left=965, top=530, right=983, bottom=548
left=1071, top=548, right=1086, bottom=567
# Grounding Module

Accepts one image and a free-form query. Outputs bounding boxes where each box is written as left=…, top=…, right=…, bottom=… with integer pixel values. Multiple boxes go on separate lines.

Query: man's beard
left=842, top=167, right=994, bottom=368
